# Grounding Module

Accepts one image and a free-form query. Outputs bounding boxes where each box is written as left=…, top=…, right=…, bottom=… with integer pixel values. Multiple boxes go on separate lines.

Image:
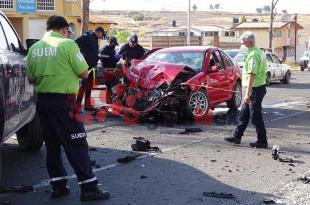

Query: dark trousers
left=234, top=85, right=267, bottom=143
left=36, top=93, right=97, bottom=192
left=76, top=71, right=94, bottom=108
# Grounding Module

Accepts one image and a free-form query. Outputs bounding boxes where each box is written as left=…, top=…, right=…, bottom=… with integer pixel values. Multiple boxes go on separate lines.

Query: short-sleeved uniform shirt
left=242, top=46, right=267, bottom=88
left=27, top=32, right=88, bottom=94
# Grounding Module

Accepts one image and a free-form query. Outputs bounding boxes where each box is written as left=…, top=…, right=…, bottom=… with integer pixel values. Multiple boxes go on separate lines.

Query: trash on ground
left=131, top=137, right=161, bottom=152
left=263, top=198, right=276, bottom=204
left=298, top=176, right=310, bottom=184
left=117, top=155, right=141, bottom=163
left=272, top=145, right=280, bottom=160
left=202, top=192, right=236, bottom=199
left=140, top=175, right=148, bottom=179
left=289, top=163, right=298, bottom=167
left=210, top=160, right=217, bottom=162
left=2, top=185, right=34, bottom=193
left=179, top=127, right=203, bottom=135
left=278, top=157, right=294, bottom=163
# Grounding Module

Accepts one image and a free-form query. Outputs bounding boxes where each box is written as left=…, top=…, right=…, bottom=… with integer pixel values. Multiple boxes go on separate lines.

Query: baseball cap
left=128, top=34, right=138, bottom=44
left=95, top=26, right=106, bottom=37
left=109, top=36, right=119, bottom=45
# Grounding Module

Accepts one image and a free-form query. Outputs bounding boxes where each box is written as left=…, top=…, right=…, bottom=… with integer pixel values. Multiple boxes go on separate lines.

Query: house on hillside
left=233, top=21, right=303, bottom=62
left=1, top=0, right=116, bottom=44
left=146, top=25, right=239, bottom=49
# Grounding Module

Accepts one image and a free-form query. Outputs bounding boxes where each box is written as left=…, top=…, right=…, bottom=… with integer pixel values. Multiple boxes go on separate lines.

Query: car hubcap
left=189, top=91, right=208, bottom=117
left=234, top=85, right=242, bottom=106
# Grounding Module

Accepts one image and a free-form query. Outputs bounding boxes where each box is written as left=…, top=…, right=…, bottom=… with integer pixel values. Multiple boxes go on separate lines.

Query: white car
left=265, top=52, right=291, bottom=85
left=233, top=52, right=291, bottom=85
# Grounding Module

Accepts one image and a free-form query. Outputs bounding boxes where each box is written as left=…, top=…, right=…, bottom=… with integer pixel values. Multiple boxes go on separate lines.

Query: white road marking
left=32, top=102, right=310, bottom=189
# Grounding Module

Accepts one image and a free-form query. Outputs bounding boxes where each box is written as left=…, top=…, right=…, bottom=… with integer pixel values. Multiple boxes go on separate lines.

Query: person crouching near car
left=224, top=31, right=268, bottom=149
left=100, top=36, right=122, bottom=103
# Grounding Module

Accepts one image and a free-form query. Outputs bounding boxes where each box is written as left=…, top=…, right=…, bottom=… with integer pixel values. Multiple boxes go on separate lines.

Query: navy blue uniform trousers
left=234, top=85, right=267, bottom=143
left=36, top=93, right=97, bottom=192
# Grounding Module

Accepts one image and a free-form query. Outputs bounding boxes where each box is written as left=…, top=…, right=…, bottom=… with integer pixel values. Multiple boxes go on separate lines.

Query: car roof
left=156, top=46, right=212, bottom=53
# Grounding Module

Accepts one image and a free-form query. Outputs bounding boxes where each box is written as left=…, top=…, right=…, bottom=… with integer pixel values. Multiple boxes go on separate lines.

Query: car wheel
left=226, top=81, right=242, bottom=110
left=281, top=71, right=291, bottom=84
left=301, top=65, right=305, bottom=71
left=266, top=72, right=271, bottom=86
left=186, top=89, right=210, bottom=120
left=16, top=114, right=44, bottom=151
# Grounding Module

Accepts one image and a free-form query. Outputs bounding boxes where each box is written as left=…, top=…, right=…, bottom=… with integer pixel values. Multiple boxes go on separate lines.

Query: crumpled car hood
left=123, top=60, right=194, bottom=89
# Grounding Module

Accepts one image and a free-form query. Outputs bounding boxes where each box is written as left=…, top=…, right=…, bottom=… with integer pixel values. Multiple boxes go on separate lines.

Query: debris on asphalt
left=289, top=163, right=297, bottom=167
left=140, top=175, right=148, bottom=179
left=298, top=176, right=310, bottom=184
left=202, top=192, right=236, bottom=199
left=117, top=154, right=143, bottom=164
left=2, top=185, right=34, bottom=193
left=263, top=198, right=276, bottom=204
left=131, top=137, right=161, bottom=152
left=179, top=127, right=203, bottom=135
left=102, top=130, right=106, bottom=133
left=89, top=147, right=97, bottom=152
left=91, top=160, right=101, bottom=168
left=278, top=158, right=294, bottom=163
left=210, top=160, right=217, bottom=162
left=272, top=145, right=280, bottom=160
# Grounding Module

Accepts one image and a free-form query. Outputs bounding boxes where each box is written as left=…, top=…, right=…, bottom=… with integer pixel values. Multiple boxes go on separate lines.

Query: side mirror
left=211, top=66, right=220, bottom=73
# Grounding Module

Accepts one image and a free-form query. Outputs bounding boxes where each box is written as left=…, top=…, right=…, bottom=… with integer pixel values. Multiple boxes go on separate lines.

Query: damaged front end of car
left=109, top=60, right=197, bottom=121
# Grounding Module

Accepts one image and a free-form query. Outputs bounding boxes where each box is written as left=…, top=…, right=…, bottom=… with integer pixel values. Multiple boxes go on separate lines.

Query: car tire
left=185, top=89, right=210, bottom=120
left=281, top=71, right=291, bottom=84
left=266, top=72, right=271, bottom=86
left=226, top=81, right=242, bottom=110
left=301, top=65, right=305, bottom=71
left=16, top=114, right=44, bottom=151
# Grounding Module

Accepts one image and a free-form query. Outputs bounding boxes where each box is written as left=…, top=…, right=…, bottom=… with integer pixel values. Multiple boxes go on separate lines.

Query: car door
left=0, top=26, right=7, bottom=141
left=219, top=50, right=234, bottom=100
left=206, top=50, right=227, bottom=104
left=266, top=53, right=276, bottom=79
left=0, top=14, right=23, bottom=137
left=271, top=54, right=284, bottom=78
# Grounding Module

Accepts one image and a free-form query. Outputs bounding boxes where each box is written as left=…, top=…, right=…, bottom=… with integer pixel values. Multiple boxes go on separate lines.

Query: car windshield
left=233, top=53, right=245, bottom=63
left=145, top=51, right=204, bottom=72
left=225, top=50, right=240, bottom=58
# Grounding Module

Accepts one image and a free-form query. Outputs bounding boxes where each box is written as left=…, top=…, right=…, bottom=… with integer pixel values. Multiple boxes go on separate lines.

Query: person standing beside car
left=26, top=15, right=110, bottom=201
left=75, top=26, right=106, bottom=111
left=224, top=31, right=268, bottom=149
left=118, top=34, right=145, bottom=66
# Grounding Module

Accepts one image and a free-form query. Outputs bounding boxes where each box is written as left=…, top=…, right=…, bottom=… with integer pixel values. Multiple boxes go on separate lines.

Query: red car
left=112, top=46, right=242, bottom=121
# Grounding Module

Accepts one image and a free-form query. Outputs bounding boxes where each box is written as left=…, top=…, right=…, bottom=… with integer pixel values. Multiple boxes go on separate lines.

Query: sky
left=90, top=0, right=310, bottom=14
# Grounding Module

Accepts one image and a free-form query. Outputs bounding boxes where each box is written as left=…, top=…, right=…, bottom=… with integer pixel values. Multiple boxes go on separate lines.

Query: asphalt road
left=1, top=71, right=310, bottom=205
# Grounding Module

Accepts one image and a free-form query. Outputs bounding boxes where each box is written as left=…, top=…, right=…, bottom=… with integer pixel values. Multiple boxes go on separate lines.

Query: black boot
left=51, top=186, right=70, bottom=199
left=224, top=136, right=241, bottom=144
left=249, top=141, right=268, bottom=149
left=80, top=187, right=110, bottom=202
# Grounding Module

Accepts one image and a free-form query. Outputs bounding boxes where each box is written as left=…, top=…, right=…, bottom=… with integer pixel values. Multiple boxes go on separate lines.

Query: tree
left=192, top=4, right=197, bottom=12
left=263, top=5, right=271, bottom=13
left=81, top=0, right=90, bottom=33
left=282, top=9, right=288, bottom=14
left=209, top=4, right=214, bottom=11
left=214, top=3, right=220, bottom=12
left=256, top=8, right=263, bottom=13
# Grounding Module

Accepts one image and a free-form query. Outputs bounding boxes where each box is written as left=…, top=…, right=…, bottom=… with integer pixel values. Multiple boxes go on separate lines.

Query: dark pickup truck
left=0, top=10, right=43, bottom=151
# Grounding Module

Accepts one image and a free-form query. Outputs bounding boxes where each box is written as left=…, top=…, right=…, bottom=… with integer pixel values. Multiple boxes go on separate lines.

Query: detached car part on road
left=110, top=46, right=242, bottom=121
left=0, top=11, right=44, bottom=150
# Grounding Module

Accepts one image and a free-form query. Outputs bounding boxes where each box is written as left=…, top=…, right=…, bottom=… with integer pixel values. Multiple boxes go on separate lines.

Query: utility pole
left=269, top=0, right=279, bottom=50
left=187, top=0, right=191, bottom=46
left=294, top=13, right=298, bottom=63
left=81, top=0, right=90, bottom=34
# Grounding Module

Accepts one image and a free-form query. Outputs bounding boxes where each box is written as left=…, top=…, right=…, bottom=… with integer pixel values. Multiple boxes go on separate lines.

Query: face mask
left=240, top=45, right=249, bottom=53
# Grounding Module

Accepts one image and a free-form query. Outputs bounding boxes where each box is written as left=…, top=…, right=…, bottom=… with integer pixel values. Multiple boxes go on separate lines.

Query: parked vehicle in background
left=232, top=51, right=291, bottom=86
left=111, top=46, right=242, bottom=121
left=265, top=52, right=291, bottom=85
left=224, top=49, right=241, bottom=59
left=0, top=10, right=44, bottom=150
left=299, top=50, right=309, bottom=71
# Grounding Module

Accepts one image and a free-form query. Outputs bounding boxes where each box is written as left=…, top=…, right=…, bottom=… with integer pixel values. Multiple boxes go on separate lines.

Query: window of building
left=205, top=32, right=213, bottom=37
left=37, top=0, right=55, bottom=11
left=225, top=31, right=230, bottom=37
left=0, top=0, right=13, bottom=9
left=179, top=32, right=185, bottom=37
